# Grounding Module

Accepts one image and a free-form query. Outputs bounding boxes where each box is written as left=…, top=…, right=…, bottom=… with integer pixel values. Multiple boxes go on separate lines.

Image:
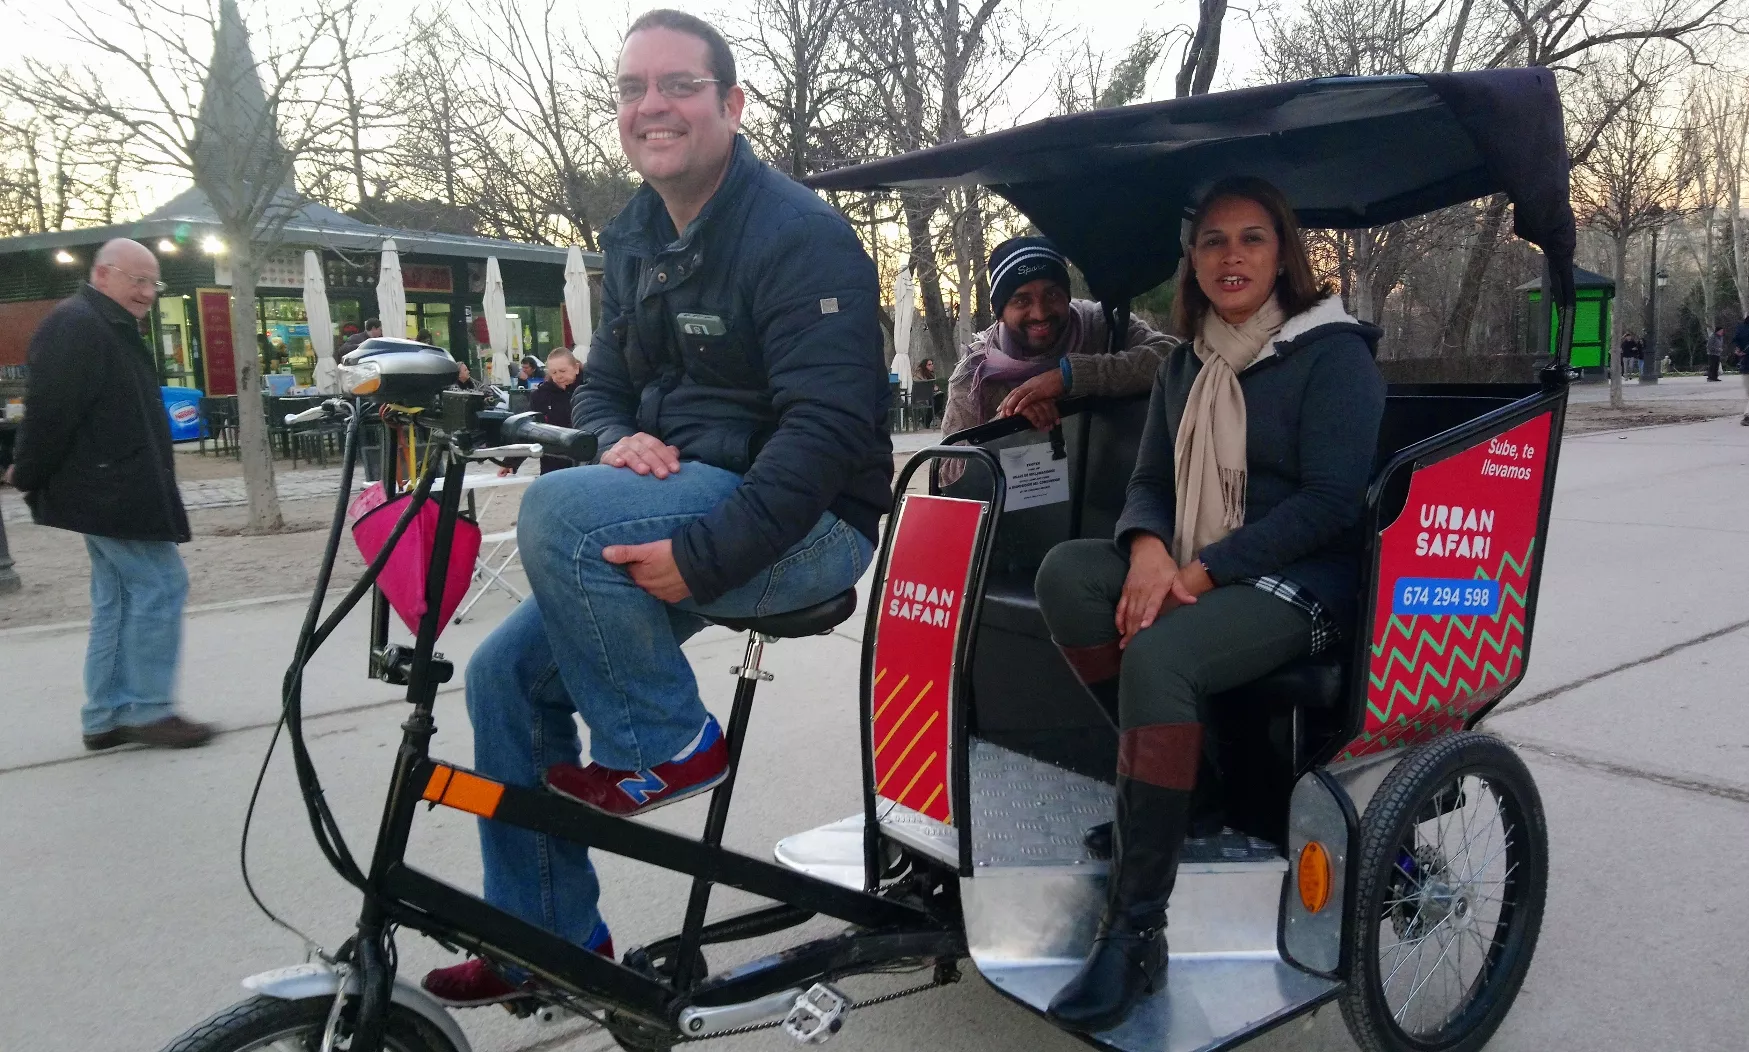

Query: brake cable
left=238, top=407, right=443, bottom=948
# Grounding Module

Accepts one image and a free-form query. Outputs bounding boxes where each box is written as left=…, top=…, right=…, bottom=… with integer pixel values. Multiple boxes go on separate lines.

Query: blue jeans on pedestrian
left=465, top=462, right=874, bottom=946
left=82, top=536, right=188, bottom=735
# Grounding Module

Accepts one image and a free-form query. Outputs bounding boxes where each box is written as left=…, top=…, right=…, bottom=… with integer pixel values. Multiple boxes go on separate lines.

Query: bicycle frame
left=305, top=411, right=967, bottom=1048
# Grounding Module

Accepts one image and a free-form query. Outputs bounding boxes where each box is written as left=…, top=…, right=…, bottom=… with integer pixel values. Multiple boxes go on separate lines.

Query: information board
left=197, top=289, right=237, bottom=396
left=868, top=494, right=986, bottom=827
left=1341, top=411, right=1553, bottom=760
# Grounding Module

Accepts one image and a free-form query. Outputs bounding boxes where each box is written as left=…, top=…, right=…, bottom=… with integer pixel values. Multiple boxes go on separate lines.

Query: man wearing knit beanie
left=941, top=236, right=1175, bottom=439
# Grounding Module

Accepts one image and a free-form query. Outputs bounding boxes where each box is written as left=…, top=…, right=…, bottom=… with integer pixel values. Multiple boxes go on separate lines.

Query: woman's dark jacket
left=1115, top=297, right=1386, bottom=627
left=576, top=135, right=893, bottom=604
left=11, top=284, right=190, bottom=542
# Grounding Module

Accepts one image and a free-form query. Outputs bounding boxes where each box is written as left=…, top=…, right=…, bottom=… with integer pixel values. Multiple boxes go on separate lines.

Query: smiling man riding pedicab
left=422, top=9, right=892, bottom=1006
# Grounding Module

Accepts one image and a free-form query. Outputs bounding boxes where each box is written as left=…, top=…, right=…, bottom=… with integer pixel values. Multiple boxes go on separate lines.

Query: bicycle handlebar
left=283, top=399, right=351, bottom=426
left=500, top=411, right=598, bottom=464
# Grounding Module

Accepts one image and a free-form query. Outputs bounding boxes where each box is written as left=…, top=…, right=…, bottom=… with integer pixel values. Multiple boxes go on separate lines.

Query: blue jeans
left=465, top=462, right=874, bottom=945
left=82, top=536, right=188, bottom=735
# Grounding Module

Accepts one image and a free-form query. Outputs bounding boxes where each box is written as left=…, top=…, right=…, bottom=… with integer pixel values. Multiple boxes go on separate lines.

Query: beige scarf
left=1172, top=296, right=1286, bottom=566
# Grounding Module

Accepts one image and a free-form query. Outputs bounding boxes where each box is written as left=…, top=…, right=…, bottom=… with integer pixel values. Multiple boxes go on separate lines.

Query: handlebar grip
left=500, top=411, right=598, bottom=464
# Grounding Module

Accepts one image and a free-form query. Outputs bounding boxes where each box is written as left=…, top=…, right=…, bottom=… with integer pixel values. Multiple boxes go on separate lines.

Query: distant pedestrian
left=1619, top=330, right=1643, bottom=377
left=1705, top=326, right=1724, bottom=381
left=5, top=238, right=215, bottom=750
left=499, top=349, right=582, bottom=476
left=336, top=318, right=383, bottom=362
left=1733, top=315, right=1749, bottom=426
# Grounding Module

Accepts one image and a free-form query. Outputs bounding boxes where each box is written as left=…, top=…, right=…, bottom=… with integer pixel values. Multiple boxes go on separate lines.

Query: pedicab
left=159, top=67, right=1574, bottom=1052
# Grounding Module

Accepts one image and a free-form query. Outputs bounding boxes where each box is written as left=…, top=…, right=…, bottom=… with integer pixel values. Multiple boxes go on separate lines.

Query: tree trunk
left=1699, top=208, right=1716, bottom=332
left=1609, top=232, right=1628, bottom=409
left=968, top=190, right=992, bottom=329
left=1732, top=174, right=1749, bottom=318
left=225, top=230, right=284, bottom=533
left=902, top=189, right=955, bottom=364
left=1353, top=233, right=1377, bottom=323
left=1437, top=195, right=1510, bottom=355
left=1174, top=0, right=1227, bottom=97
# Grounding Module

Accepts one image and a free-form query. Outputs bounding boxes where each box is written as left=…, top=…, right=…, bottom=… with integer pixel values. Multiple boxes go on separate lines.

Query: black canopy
left=808, top=68, right=1576, bottom=310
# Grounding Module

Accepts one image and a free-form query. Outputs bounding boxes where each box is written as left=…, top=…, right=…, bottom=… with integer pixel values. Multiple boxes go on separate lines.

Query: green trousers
left=1034, top=539, right=1314, bottom=729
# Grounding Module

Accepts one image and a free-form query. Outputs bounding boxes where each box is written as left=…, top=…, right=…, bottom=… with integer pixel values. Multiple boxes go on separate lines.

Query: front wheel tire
left=1339, top=732, right=1549, bottom=1052
left=159, top=994, right=459, bottom=1052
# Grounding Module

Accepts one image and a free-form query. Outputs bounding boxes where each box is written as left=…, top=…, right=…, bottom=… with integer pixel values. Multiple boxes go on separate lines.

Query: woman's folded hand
left=1117, top=534, right=1178, bottom=648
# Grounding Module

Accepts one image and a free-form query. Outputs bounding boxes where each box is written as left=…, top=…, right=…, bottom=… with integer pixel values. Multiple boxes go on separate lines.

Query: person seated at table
left=499, top=349, right=583, bottom=476
left=517, top=355, right=545, bottom=388
left=940, top=235, right=1176, bottom=437
left=1031, top=177, right=1385, bottom=1032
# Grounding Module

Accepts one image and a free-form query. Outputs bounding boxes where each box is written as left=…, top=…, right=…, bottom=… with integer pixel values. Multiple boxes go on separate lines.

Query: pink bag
left=348, top=481, right=482, bottom=636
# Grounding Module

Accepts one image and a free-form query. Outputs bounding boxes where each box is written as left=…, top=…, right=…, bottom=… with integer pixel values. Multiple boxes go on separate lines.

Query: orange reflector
left=421, top=765, right=504, bottom=818
left=1298, top=841, right=1332, bottom=913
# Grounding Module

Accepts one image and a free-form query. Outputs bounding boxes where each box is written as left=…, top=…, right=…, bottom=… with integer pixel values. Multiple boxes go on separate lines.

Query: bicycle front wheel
left=159, top=993, right=459, bottom=1052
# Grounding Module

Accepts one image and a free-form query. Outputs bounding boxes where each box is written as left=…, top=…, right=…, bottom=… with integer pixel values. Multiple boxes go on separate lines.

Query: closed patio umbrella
left=484, top=256, right=511, bottom=385
left=376, top=238, right=407, bottom=342
left=891, top=266, right=916, bottom=393
left=563, top=246, right=593, bottom=351
left=304, top=251, right=337, bottom=392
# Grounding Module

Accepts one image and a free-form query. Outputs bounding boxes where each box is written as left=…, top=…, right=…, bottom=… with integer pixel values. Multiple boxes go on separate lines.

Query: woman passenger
left=1033, top=177, right=1386, bottom=1031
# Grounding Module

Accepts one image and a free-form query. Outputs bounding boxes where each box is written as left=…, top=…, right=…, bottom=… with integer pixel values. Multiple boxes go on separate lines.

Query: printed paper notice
left=999, top=443, right=1070, bottom=511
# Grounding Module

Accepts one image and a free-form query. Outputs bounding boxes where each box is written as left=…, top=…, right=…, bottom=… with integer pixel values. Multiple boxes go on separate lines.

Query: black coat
left=1115, top=298, right=1387, bottom=627
left=505, top=378, right=579, bottom=475
left=11, top=285, right=191, bottom=542
left=577, top=135, right=893, bottom=604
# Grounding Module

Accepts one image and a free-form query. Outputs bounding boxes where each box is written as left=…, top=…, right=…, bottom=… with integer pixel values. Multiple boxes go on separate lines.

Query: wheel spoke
left=1397, top=921, right=1463, bottom=1028
left=1382, top=912, right=1450, bottom=1003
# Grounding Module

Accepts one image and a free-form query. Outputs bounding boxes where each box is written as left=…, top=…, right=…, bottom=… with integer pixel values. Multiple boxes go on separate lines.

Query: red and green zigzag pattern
left=1338, top=540, right=1535, bottom=761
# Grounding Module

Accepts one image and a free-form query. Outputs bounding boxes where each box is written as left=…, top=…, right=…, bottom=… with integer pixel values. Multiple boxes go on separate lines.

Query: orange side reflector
left=1298, top=841, right=1332, bottom=913
left=421, top=765, right=504, bottom=818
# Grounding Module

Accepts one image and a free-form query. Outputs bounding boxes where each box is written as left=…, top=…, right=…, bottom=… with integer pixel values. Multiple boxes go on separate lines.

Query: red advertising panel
left=1341, top=412, right=1553, bottom=760
left=197, top=289, right=237, bottom=396
left=869, top=495, right=986, bottom=825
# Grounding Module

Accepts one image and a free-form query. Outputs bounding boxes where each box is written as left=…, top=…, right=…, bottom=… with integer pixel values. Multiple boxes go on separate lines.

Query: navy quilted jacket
left=575, top=136, right=893, bottom=603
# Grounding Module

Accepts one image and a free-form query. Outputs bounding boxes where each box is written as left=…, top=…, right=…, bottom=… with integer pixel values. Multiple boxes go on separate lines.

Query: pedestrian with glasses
left=5, top=238, right=215, bottom=750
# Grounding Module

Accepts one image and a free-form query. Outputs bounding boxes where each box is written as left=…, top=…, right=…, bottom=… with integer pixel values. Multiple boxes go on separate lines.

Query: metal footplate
left=782, top=984, right=848, bottom=1043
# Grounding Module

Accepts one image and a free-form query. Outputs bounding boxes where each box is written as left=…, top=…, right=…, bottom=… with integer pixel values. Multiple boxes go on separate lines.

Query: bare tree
left=0, top=107, right=135, bottom=235
left=2, top=0, right=366, bottom=532
left=1688, top=71, right=1749, bottom=318
left=845, top=0, right=1058, bottom=364
left=1175, top=0, right=1228, bottom=96
left=1572, top=65, right=1688, bottom=407
left=456, top=0, right=631, bottom=251
left=300, top=3, right=398, bottom=217
left=1260, top=0, right=1738, bottom=356
left=1055, top=30, right=1169, bottom=112
left=733, top=0, right=880, bottom=180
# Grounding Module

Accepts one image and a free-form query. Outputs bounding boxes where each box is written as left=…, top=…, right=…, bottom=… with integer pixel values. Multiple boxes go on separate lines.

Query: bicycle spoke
left=1397, top=922, right=1463, bottom=1029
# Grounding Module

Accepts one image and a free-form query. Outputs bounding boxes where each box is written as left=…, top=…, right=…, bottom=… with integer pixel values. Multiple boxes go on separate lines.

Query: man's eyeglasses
left=99, top=263, right=167, bottom=293
left=615, top=73, right=722, bottom=107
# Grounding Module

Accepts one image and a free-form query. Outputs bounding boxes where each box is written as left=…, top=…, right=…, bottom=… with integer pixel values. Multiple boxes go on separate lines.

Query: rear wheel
left=1339, top=732, right=1548, bottom=1052
left=159, top=994, right=458, bottom=1052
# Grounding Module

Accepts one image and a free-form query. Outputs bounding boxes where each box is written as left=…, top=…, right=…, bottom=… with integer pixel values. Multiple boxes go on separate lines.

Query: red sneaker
left=545, top=719, right=729, bottom=817
left=422, top=924, right=614, bottom=1007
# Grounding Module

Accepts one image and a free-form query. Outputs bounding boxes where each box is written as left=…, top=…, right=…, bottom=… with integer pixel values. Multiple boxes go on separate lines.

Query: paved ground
left=1, top=417, right=1745, bottom=1052
left=1568, top=371, right=1749, bottom=405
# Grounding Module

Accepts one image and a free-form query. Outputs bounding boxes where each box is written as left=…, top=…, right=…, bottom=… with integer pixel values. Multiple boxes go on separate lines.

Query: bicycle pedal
left=782, top=984, right=846, bottom=1044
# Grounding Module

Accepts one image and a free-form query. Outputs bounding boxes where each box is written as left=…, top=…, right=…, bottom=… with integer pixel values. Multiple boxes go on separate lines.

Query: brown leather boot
left=1048, top=722, right=1201, bottom=1033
